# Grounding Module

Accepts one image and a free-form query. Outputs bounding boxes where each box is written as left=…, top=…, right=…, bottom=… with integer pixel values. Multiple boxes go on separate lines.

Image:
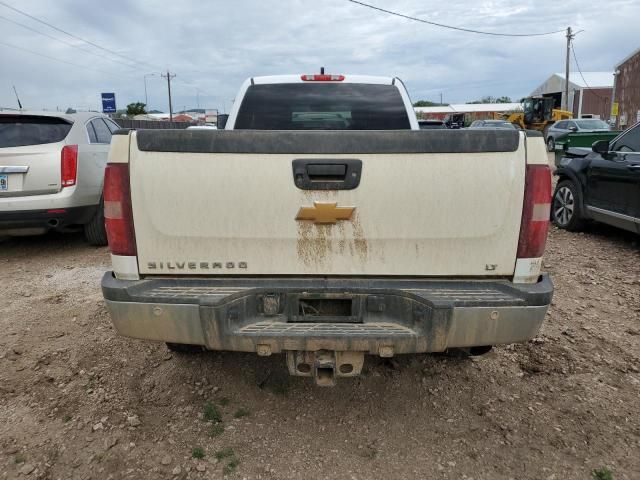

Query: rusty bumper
left=101, top=273, right=552, bottom=355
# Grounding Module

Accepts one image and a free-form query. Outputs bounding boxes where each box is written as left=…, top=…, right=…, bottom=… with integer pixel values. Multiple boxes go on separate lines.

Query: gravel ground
left=1, top=223, right=639, bottom=480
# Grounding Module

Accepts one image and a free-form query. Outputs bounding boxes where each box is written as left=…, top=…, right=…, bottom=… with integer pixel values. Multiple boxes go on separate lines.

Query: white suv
left=0, top=110, right=120, bottom=244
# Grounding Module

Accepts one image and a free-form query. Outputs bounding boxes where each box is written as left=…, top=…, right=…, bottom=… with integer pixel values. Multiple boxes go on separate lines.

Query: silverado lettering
left=147, top=261, right=248, bottom=270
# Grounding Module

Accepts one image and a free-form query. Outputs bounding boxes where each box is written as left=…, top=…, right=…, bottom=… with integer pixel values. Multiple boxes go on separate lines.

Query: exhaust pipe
left=47, top=218, right=59, bottom=228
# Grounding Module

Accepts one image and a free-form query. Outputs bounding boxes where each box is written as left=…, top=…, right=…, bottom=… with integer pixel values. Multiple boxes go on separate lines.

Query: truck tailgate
left=128, top=130, right=525, bottom=277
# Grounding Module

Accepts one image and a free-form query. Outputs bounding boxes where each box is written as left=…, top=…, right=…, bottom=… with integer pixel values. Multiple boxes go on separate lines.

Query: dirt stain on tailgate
left=351, top=213, right=368, bottom=263
left=296, top=215, right=369, bottom=267
left=296, top=191, right=369, bottom=267
left=296, top=222, right=332, bottom=266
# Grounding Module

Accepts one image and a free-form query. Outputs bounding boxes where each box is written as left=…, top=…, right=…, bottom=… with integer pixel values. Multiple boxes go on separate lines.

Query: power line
left=0, top=2, right=213, bottom=99
left=0, top=14, right=143, bottom=71
left=346, top=0, right=566, bottom=37
left=571, top=43, right=607, bottom=101
left=0, top=0, right=162, bottom=71
left=0, top=40, right=133, bottom=80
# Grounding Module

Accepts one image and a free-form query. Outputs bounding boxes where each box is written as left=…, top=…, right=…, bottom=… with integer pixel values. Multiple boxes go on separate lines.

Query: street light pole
left=144, top=73, right=155, bottom=110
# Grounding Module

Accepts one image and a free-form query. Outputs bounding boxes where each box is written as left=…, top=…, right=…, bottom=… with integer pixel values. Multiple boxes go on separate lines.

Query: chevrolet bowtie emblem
left=295, top=202, right=355, bottom=224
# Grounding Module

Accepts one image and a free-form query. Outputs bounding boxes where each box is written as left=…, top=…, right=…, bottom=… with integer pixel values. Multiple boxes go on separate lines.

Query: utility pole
left=563, top=26, right=573, bottom=111
left=439, top=92, right=443, bottom=106
left=161, top=70, right=176, bottom=121
left=12, top=85, right=22, bottom=109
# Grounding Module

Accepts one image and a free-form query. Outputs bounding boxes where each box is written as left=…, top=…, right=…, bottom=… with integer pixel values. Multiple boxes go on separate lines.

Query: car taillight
left=61, top=145, right=78, bottom=187
left=103, top=163, right=136, bottom=256
left=517, top=164, right=551, bottom=258
left=300, top=74, right=345, bottom=81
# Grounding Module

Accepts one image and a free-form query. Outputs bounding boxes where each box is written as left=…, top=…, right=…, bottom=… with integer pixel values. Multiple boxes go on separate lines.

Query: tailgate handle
left=307, top=164, right=347, bottom=180
left=292, top=159, right=362, bottom=190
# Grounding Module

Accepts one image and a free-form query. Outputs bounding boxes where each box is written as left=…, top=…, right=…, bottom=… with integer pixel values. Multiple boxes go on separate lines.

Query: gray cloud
left=0, top=0, right=638, bottom=112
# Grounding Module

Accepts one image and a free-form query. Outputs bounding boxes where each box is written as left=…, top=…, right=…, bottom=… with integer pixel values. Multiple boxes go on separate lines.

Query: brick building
left=613, top=48, right=640, bottom=129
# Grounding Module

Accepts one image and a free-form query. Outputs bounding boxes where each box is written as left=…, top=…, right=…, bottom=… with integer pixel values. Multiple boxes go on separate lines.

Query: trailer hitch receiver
left=286, top=350, right=364, bottom=386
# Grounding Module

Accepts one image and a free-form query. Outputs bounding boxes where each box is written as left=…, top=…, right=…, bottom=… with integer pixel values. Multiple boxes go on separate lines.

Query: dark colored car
left=418, top=119, right=446, bottom=129
left=551, top=122, right=640, bottom=233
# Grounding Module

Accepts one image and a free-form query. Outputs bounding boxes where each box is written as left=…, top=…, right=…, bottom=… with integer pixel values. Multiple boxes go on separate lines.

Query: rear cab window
left=234, top=83, right=411, bottom=130
left=0, top=115, right=72, bottom=147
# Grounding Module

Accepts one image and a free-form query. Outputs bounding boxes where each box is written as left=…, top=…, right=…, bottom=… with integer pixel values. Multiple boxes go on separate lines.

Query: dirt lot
left=1, top=223, right=639, bottom=480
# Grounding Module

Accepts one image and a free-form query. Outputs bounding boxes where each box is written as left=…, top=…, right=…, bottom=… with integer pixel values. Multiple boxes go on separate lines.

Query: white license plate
left=0, top=174, right=7, bottom=191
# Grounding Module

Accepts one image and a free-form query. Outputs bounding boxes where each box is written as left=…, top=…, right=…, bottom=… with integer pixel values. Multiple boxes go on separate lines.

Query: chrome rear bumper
left=102, top=274, right=553, bottom=356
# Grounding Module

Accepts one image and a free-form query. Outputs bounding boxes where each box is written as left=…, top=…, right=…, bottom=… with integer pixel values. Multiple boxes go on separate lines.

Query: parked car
left=552, top=122, right=640, bottom=233
left=101, top=73, right=553, bottom=386
left=546, top=118, right=611, bottom=151
left=0, top=110, right=119, bottom=244
left=418, top=119, right=446, bottom=129
left=468, top=120, right=517, bottom=130
left=444, top=113, right=465, bottom=129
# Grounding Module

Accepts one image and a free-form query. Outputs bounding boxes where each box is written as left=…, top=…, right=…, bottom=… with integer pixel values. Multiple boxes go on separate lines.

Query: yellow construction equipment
left=498, top=97, right=572, bottom=136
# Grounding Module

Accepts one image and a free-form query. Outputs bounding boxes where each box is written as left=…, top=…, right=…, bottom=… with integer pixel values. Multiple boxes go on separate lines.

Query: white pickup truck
left=101, top=73, right=553, bottom=386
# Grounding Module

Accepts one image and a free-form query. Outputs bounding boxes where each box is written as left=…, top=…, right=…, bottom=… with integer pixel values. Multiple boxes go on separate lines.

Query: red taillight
left=300, top=74, right=345, bottom=81
left=61, top=145, right=78, bottom=187
left=517, top=164, right=551, bottom=258
left=103, top=163, right=137, bottom=256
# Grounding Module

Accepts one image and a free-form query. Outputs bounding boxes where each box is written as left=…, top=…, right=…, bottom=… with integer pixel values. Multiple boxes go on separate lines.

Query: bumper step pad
left=237, top=321, right=415, bottom=337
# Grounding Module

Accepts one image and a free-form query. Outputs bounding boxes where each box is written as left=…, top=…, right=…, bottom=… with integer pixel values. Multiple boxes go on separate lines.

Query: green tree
left=468, top=96, right=513, bottom=104
left=126, top=102, right=147, bottom=116
left=413, top=100, right=448, bottom=107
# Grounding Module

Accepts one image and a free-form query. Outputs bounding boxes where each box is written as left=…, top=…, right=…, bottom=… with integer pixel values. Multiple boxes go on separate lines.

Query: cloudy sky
left=0, top=0, right=638, bottom=113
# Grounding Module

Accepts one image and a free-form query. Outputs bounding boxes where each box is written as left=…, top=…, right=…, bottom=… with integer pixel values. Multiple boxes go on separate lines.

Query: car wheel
left=552, top=180, right=586, bottom=231
left=84, top=198, right=108, bottom=246
left=547, top=136, right=555, bottom=152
